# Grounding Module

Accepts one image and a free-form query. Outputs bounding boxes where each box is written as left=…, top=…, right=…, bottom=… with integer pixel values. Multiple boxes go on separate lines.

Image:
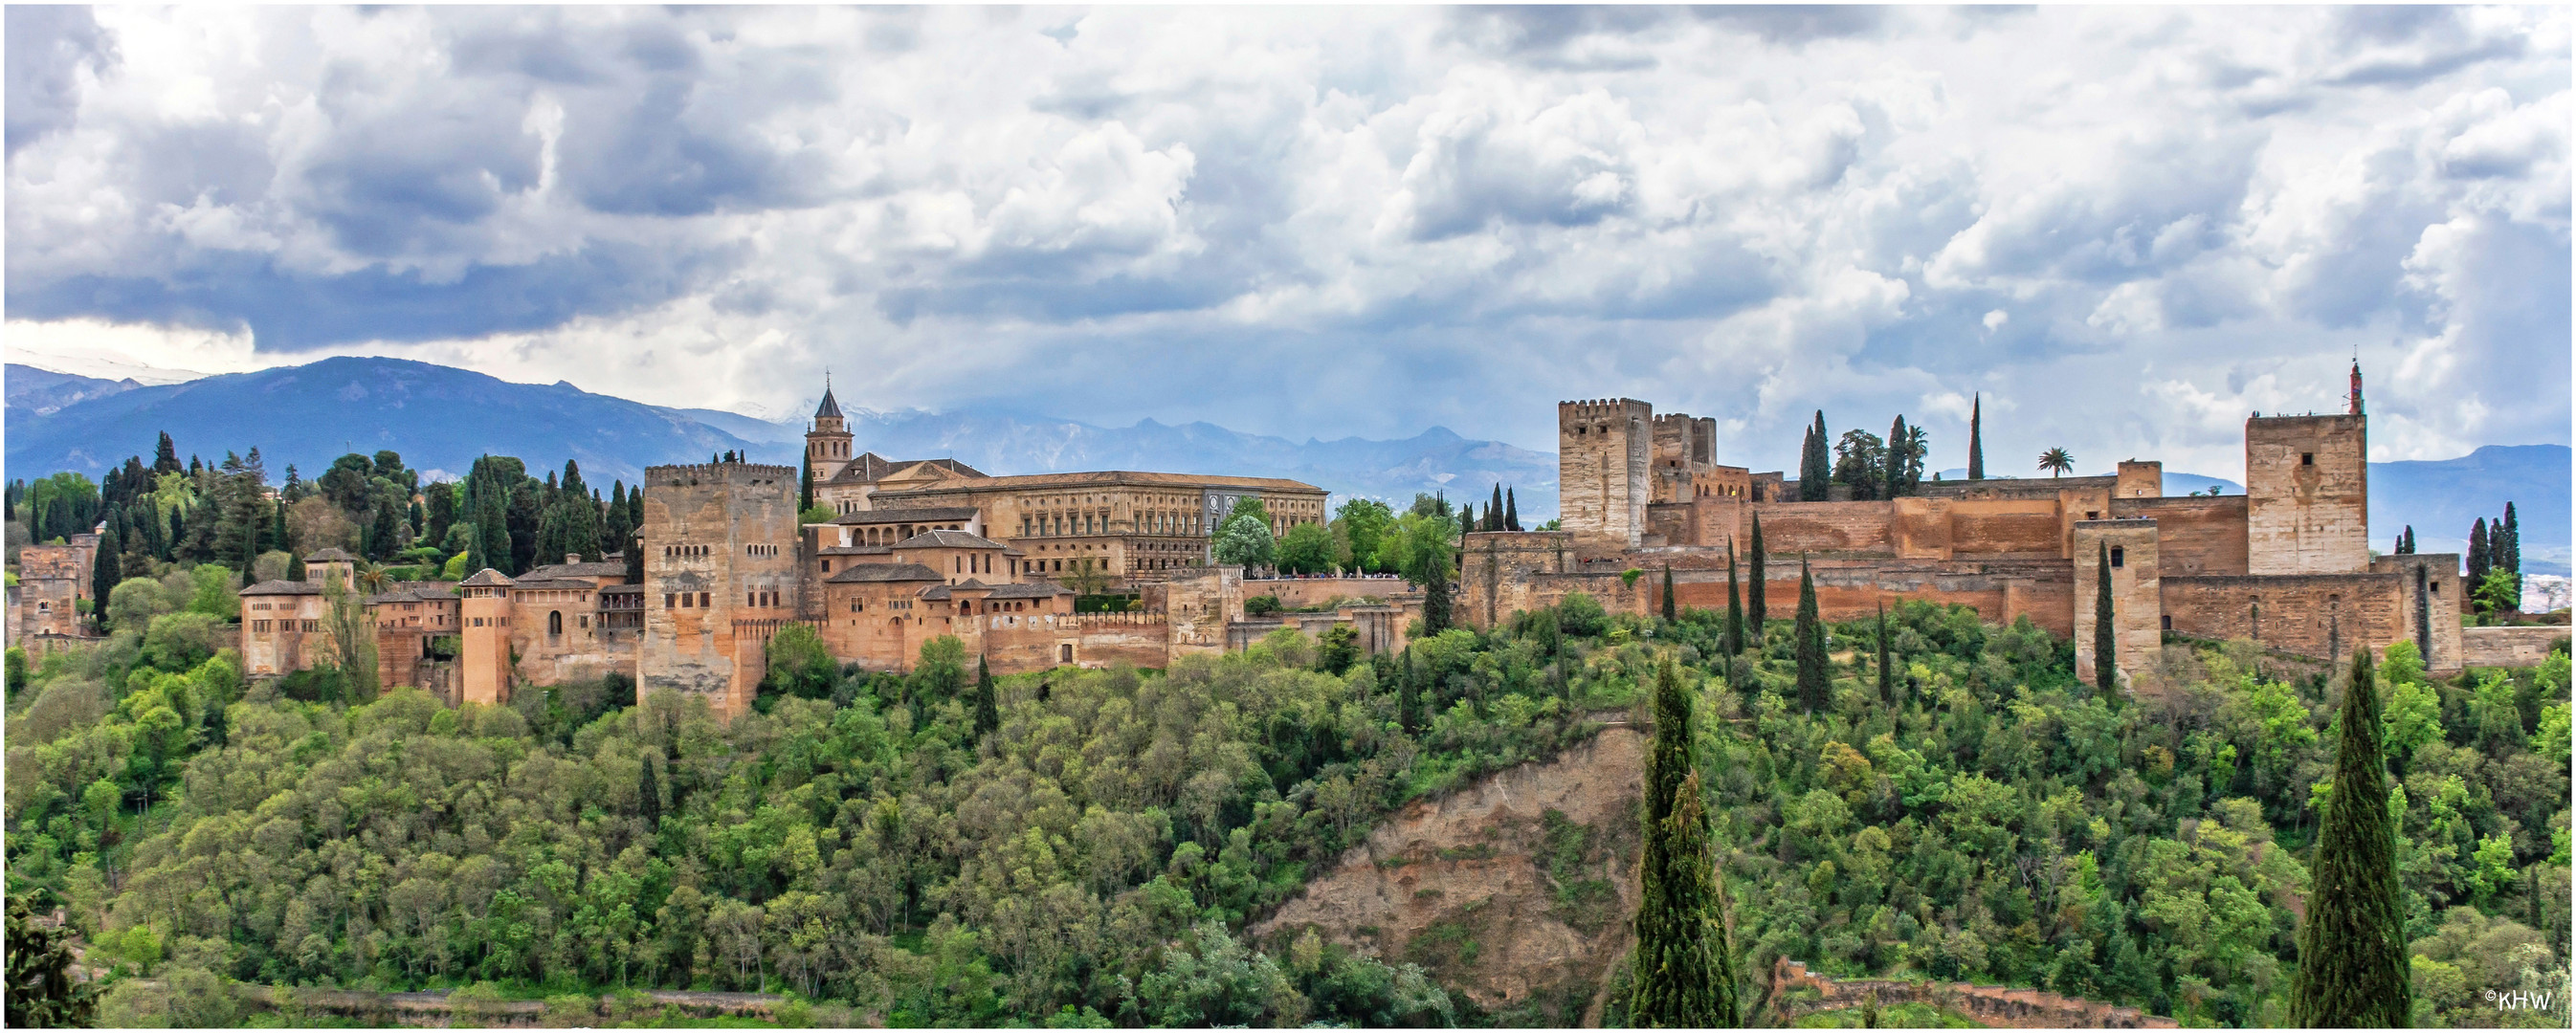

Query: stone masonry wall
left=2459, top=626, right=2572, bottom=669
left=2245, top=415, right=2368, bottom=576
left=2160, top=572, right=2407, bottom=662
left=1559, top=399, right=1652, bottom=552
left=641, top=463, right=802, bottom=719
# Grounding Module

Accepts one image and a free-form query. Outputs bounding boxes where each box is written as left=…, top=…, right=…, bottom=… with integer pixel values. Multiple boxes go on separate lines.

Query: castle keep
left=1466, top=366, right=2473, bottom=685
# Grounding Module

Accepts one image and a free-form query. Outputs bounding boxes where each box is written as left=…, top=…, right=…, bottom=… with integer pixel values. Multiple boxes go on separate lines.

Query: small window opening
left=2110, top=546, right=2125, bottom=568
left=2301, top=452, right=2314, bottom=466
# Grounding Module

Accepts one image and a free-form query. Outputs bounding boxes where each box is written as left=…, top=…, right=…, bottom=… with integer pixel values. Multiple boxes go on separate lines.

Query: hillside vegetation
left=6, top=579, right=2568, bottom=1028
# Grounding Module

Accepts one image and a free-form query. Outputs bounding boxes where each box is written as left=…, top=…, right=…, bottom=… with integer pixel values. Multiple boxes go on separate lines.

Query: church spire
left=814, top=372, right=844, bottom=421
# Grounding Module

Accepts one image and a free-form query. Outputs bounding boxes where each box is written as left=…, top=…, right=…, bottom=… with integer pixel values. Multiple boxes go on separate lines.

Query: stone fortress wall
left=1462, top=365, right=2472, bottom=686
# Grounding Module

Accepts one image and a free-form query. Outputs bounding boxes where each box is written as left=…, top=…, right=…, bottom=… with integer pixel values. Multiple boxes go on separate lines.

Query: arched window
left=548, top=611, right=564, bottom=635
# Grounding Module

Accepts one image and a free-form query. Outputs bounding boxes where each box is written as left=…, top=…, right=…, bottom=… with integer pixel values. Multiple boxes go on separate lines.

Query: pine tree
left=1966, top=393, right=1985, bottom=480
left=2095, top=540, right=2117, bottom=697
left=92, top=516, right=122, bottom=626
left=152, top=431, right=181, bottom=475
left=1504, top=489, right=1520, bottom=532
left=2292, top=647, right=2411, bottom=1027
left=1723, top=541, right=1744, bottom=657
left=1794, top=559, right=1827, bottom=713
left=1883, top=415, right=1909, bottom=499
left=1630, top=656, right=1739, bottom=1027
left=1661, top=565, right=1677, bottom=623
left=2467, top=518, right=2490, bottom=587
left=1747, top=516, right=1768, bottom=638
left=1876, top=602, right=1894, bottom=707
left=973, top=654, right=1000, bottom=739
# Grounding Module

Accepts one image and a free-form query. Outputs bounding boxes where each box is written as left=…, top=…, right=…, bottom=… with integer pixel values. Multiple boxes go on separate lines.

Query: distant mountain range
left=6, top=357, right=2561, bottom=574
left=1, top=358, right=1558, bottom=511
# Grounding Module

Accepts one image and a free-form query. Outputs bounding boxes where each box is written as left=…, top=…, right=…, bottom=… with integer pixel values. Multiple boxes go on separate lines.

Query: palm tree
left=355, top=560, right=390, bottom=595
left=2037, top=448, right=2075, bottom=477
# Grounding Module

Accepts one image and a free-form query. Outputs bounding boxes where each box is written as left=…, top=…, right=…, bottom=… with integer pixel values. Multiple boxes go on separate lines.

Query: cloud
left=3, top=5, right=2566, bottom=487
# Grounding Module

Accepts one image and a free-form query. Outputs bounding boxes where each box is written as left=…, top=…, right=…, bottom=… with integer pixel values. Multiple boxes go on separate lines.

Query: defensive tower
left=641, top=458, right=803, bottom=718
left=2244, top=406, right=2368, bottom=576
left=1559, top=398, right=1654, bottom=552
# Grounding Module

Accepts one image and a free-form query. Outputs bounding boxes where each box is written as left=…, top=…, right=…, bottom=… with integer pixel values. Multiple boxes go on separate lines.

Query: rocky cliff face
left=1255, top=725, right=1644, bottom=1025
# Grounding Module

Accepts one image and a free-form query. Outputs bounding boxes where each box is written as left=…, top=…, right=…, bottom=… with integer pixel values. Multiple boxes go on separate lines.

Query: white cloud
left=2, top=5, right=2565, bottom=477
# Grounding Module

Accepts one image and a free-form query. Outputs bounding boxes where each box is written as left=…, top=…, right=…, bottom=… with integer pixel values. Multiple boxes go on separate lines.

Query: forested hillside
left=5, top=574, right=2569, bottom=1027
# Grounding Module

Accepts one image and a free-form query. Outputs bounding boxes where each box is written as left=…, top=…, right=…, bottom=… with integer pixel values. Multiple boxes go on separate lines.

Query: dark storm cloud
left=6, top=5, right=116, bottom=156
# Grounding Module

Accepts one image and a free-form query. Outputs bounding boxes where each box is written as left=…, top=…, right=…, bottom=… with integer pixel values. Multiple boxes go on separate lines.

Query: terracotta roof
left=891, top=529, right=1006, bottom=550
left=885, top=470, right=1325, bottom=494
left=986, top=582, right=1074, bottom=599
left=508, top=578, right=601, bottom=591
left=825, top=562, right=944, bottom=583
left=600, top=583, right=644, bottom=595
left=819, top=544, right=892, bottom=556
left=523, top=560, right=626, bottom=579
left=832, top=506, right=981, bottom=525
left=951, top=578, right=991, bottom=591
left=240, top=579, right=322, bottom=596
left=458, top=568, right=516, bottom=587
left=303, top=547, right=361, bottom=562
left=826, top=454, right=988, bottom=484
left=365, top=582, right=459, bottom=604
left=920, top=584, right=952, bottom=601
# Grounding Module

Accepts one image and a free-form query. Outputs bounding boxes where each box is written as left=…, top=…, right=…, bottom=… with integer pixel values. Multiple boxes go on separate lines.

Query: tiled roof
left=819, top=544, right=892, bottom=556
left=891, top=529, right=1006, bottom=550
left=508, top=578, right=601, bottom=591
left=887, top=470, right=1324, bottom=494
left=458, top=568, right=516, bottom=587
left=240, top=579, right=322, bottom=596
left=832, top=506, right=981, bottom=525
left=523, top=560, right=626, bottom=579
left=599, top=583, right=644, bottom=595
left=986, top=582, right=1074, bottom=599
left=826, top=454, right=988, bottom=484
left=303, top=547, right=361, bottom=562
left=814, top=385, right=843, bottom=420
left=825, top=562, right=944, bottom=583
left=919, top=584, right=951, bottom=601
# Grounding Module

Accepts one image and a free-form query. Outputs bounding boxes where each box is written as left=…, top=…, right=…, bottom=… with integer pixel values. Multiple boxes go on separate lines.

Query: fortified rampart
left=641, top=461, right=802, bottom=718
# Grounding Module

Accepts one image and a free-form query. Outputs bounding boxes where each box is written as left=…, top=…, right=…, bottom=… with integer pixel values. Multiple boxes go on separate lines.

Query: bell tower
left=807, top=373, right=855, bottom=483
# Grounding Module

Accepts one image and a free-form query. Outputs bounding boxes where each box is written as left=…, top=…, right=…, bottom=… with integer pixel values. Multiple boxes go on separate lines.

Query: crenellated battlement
left=1557, top=398, right=1652, bottom=424
left=645, top=462, right=798, bottom=487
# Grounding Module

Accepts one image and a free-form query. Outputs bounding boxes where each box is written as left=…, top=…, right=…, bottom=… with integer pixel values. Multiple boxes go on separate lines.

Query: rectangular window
left=665, top=593, right=677, bottom=608
left=2110, top=546, right=2124, bottom=568
left=699, top=592, right=710, bottom=607
left=2301, top=452, right=2315, bottom=466
left=2162, top=615, right=2173, bottom=630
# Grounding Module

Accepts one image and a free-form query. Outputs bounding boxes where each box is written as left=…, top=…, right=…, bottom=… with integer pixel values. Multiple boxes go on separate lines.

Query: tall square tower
left=2244, top=413, right=2368, bottom=575
left=1559, top=398, right=1653, bottom=553
left=641, top=460, right=804, bottom=718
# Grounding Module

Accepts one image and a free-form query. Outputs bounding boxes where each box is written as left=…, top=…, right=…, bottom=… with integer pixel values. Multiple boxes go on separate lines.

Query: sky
left=6, top=5, right=2569, bottom=478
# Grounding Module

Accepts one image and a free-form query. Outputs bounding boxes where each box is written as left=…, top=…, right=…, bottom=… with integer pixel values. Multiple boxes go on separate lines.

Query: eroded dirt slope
left=1255, top=725, right=1645, bottom=1024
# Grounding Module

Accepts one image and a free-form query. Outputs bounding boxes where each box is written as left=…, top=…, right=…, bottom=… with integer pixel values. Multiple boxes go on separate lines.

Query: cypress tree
left=2396, top=525, right=2413, bottom=555
left=1794, top=558, right=1827, bottom=713
left=1876, top=602, right=1894, bottom=707
left=972, top=654, right=1000, bottom=738
left=1489, top=484, right=1505, bottom=532
left=2293, top=648, right=2410, bottom=1027
left=1747, top=516, right=1768, bottom=637
left=92, top=517, right=122, bottom=626
left=1631, top=656, right=1739, bottom=1027
left=272, top=498, right=290, bottom=556
left=2094, top=541, right=2117, bottom=697
left=1723, top=541, right=1744, bottom=657
left=625, top=536, right=644, bottom=585
left=167, top=505, right=186, bottom=561
left=153, top=431, right=182, bottom=475
left=628, top=487, right=644, bottom=540
left=639, top=756, right=663, bottom=830
left=1504, top=489, right=1520, bottom=532
left=2500, top=502, right=2520, bottom=597
left=287, top=550, right=306, bottom=582
left=800, top=453, right=815, bottom=514
left=1661, top=565, right=1676, bottom=623
left=1800, top=412, right=1832, bottom=501
left=1423, top=565, right=1453, bottom=635
left=2467, top=518, right=2490, bottom=587
left=1883, top=416, right=1909, bottom=499
left=1966, top=393, right=1985, bottom=480
left=367, top=497, right=401, bottom=560
left=1398, top=648, right=1423, bottom=735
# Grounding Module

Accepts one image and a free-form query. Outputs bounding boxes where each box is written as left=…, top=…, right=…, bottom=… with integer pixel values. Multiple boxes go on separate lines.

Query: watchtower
left=640, top=458, right=803, bottom=718
left=806, top=377, right=855, bottom=483
left=2244, top=411, right=2367, bottom=576
left=457, top=568, right=516, bottom=706
left=1559, top=399, right=1653, bottom=553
